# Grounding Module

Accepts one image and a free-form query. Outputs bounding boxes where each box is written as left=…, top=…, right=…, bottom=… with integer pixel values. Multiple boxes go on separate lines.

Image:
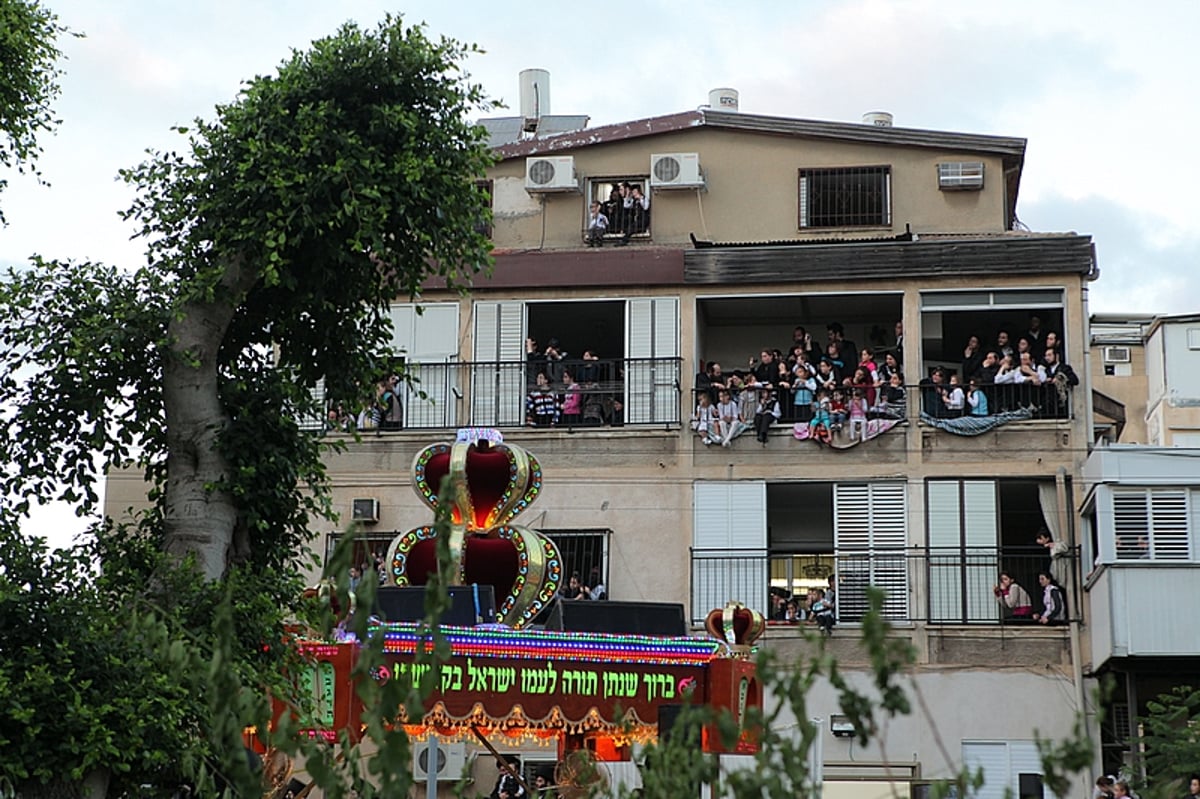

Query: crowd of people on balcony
left=695, top=315, right=1081, bottom=444
left=694, top=321, right=907, bottom=445
left=524, top=337, right=624, bottom=427
left=923, top=316, right=1080, bottom=420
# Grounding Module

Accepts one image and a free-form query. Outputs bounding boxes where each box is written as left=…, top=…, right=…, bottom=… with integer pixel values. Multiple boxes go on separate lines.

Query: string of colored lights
left=372, top=622, right=729, bottom=666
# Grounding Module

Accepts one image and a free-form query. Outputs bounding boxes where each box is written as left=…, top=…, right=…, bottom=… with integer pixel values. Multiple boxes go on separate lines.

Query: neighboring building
left=105, top=92, right=1104, bottom=796
left=1089, top=314, right=1153, bottom=444
left=1080, top=446, right=1200, bottom=776
left=1144, top=314, right=1200, bottom=447
left=1089, top=312, right=1200, bottom=447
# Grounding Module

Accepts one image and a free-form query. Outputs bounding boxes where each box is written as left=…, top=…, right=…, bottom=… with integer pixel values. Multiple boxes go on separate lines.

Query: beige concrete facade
left=491, top=126, right=1011, bottom=251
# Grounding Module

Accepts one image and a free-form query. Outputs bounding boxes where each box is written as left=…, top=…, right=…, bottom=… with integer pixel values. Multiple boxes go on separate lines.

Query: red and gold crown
left=384, top=431, right=561, bottom=628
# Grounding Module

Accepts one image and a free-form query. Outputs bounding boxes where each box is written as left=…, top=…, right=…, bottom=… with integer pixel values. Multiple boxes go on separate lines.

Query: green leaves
left=0, top=0, right=77, bottom=223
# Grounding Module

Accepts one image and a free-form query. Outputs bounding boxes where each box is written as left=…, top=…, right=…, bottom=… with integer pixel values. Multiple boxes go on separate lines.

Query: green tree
left=0, top=0, right=73, bottom=223
left=1139, top=685, right=1200, bottom=797
left=0, top=14, right=493, bottom=796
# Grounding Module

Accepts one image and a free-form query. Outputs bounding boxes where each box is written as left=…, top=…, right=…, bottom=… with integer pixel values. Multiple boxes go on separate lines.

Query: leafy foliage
left=0, top=14, right=494, bottom=795
left=1139, top=685, right=1200, bottom=794
left=0, top=0, right=74, bottom=223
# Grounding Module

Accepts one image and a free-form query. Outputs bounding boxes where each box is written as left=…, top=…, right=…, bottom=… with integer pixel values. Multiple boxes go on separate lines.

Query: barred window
left=799, top=166, right=891, bottom=228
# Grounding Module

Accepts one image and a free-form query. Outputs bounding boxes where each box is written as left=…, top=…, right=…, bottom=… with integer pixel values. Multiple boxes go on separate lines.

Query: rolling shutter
left=834, top=482, right=908, bottom=621
left=692, top=481, right=767, bottom=621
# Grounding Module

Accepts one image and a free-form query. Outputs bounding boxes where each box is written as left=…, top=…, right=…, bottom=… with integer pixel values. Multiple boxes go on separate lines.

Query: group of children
left=769, top=584, right=836, bottom=635
left=692, top=344, right=907, bottom=447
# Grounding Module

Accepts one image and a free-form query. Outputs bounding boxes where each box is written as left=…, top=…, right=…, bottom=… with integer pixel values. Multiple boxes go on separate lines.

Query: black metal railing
left=303, top=356, right=682, bottom=432
left=690, top=547, right=1079, bottom=626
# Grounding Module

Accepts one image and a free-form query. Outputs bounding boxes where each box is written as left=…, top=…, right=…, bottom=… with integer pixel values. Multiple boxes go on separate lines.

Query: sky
left=5, top=0, right=1199, bottom=547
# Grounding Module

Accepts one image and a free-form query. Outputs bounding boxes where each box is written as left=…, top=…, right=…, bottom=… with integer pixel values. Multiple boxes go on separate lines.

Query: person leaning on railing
left=993, top=571, right=1033, bottom=619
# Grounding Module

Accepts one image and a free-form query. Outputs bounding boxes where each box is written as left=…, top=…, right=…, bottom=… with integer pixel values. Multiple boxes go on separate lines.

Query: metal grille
left=653, top=156, right=681, bottom=183
left=799, top=165, right=891, bottom=227
left=299, top=356, right=682, bottom=432
left=528, top=159, right=556, bottom=185
left=541, top=529, right=611, bottom=598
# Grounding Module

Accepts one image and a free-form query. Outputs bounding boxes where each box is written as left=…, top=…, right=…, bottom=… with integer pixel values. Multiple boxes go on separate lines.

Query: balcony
left=1088, top=564, right=1200, bottom=668
left=305, top=357, right=683, bottom=432
left=690, top=547, right=1076, bottom=626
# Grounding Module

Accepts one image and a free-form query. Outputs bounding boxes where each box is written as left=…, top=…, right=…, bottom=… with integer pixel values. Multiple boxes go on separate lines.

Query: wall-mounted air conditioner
left=1103, top=346, right=1131, bottom=364
left=524, top=156, right=578, bottom=192
left=937, top=161, right=984, bottom=191
left=351, top=497, right=380, bottom=524
left=413, top=741, right=468, bottom=782
left=650, top=152, right=705, bottom=189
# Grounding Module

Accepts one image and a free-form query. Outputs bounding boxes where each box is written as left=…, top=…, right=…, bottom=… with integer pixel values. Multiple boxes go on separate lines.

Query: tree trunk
left=161, top=258, right=258, bottom=581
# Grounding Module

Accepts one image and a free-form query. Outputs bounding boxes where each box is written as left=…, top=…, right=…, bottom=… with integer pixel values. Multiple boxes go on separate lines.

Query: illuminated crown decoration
left=704, top=601, right=765, bottom=652
left=385, top=430, right=562, bottom=628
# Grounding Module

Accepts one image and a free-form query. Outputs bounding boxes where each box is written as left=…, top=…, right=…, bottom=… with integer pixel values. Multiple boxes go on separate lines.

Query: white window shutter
left=1113, top=489, right=1150, bottom=561
left=472, top=301, right=525, bottom=426
left=1151, top=489, right=1190, bottom=560
left=834, top=482, right=908, bottom=621
left=692, top=481, right=767, bottom=621
left=626, top=297, right=679, bottom=424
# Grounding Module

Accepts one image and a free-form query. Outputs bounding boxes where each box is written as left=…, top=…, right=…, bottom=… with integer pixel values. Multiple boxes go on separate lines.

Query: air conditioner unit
left=413, top=741, right=468, bottom=782
left=351, top=497, right=380, bottom=524
left=937, top=161, right=984, bottom=191
left=1103, top=346, right=1132, bottom=364
left=650, top=152, right=704, bottom=189
left=524, top=156, right=578, bottom=192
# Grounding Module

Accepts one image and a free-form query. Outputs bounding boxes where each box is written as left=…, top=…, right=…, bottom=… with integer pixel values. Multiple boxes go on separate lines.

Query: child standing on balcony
left=691, top=391, right=719, bottom=446
left=829, top=389, right=847, bottom=432
left=585, top=200, right=608, bottom=247
left=715, top=389, right=746, bottom=447
left=847, top=388, right=869, bottom=440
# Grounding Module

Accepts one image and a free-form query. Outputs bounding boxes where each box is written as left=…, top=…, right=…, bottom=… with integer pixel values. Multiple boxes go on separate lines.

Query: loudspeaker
left=373, top=585, right=496, bottom=626
left=552, top=600, right=687, bottom=636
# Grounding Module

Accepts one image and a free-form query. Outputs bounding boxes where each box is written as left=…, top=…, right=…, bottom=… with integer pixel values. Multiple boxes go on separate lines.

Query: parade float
left=258, top=429, right=762, bottom=795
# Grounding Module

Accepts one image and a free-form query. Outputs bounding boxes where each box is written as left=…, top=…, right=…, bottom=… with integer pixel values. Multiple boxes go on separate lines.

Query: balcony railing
left=690, top=380, right=1073, bottom=427
left=690, top=547, right=1078, bottom=625
left=306, top=357, right=682, bottom=432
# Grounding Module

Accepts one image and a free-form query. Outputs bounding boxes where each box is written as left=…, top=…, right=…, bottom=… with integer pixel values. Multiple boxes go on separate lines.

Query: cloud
left=1022, top=192, right=1200, bottom=315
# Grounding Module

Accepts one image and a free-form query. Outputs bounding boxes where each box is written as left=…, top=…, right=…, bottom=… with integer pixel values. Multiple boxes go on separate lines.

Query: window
left=541, top=529, right=611, bottom=598
left=325, top=532, right=398, bottom=577
left=1188, top=327, right=1200, bottom=350
left=937, top=161, right=985, bottom=191
left=799, top=166, right=891, bottom=228
left=1112, top=488, right=1191, bottom=561
left=588, top=177, right=651, bottom=241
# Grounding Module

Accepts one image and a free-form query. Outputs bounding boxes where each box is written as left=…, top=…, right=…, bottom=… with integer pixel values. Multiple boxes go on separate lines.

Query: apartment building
left=302, top=96, right=1098, bottom=797
left=100, top=89, right=1104, bottom=795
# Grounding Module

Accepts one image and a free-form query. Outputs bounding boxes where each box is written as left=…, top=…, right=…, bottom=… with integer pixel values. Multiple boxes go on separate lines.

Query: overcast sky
left=7, top=0, right=1199, bottom=546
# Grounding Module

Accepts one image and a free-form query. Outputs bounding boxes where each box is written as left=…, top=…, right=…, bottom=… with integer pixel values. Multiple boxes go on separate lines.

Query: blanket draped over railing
left=918, top=407, right=1034, bottom=436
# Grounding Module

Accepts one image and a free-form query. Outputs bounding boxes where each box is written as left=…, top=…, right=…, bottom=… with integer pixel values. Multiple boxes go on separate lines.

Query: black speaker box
left=373, top=585, right=496, bottom=626
left=546, top=599, right=688, bottom=636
